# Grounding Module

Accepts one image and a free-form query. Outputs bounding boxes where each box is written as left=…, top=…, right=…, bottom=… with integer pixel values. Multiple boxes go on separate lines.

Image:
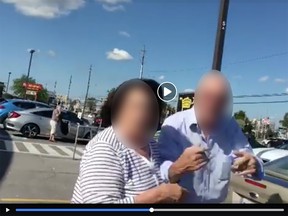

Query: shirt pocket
left=219, top=157, right=232, bottom=181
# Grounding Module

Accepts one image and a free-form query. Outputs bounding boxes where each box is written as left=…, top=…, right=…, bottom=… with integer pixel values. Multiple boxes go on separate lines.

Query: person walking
left=158, top=71, right=264, bottom=203
left=72, top=79, right=187, bottom=203
left=49, top=103, right=61, bottom=142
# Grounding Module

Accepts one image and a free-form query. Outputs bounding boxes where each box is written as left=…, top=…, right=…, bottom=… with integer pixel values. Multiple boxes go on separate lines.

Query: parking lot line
left=0, top=198, right=70, bottom=203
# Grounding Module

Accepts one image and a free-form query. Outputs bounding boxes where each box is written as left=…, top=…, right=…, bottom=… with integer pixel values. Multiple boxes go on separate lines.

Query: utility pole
left=25, top=49, right=36, bottom=99
left=67, top=75, right=72, bottom=104
left=139, top=45, right=146, bottom=79
left=26, top=49, right=36, bottom=82
left=212, top=0, right=229, bottom=71
left=54, top=81, right=57, bottom=96
left=82, top=65, right=92, bottom=118
left=6, top=72, right=11, bottom=93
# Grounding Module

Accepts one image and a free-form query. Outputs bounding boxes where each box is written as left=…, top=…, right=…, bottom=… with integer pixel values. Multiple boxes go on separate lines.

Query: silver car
left=5, top=108, right=98, bottom=140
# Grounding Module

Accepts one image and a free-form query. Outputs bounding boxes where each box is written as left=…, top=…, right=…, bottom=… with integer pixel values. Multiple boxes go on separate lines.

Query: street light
left=26, top=49, right=36, bottom=82
left=25, top=49, right=36, bottom=99
left=6, top=72, right=11, bottom=93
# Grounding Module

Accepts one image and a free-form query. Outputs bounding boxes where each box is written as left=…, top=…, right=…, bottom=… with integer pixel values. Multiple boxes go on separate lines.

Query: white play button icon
left=163, top=87, right=172, bottom=97
left=6, top=208, right=10, bottom=212
left=157, top=82, right=177, bottom=102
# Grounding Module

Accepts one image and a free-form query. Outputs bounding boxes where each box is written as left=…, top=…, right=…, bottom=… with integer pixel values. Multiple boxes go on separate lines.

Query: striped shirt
left=71, top=126, right=163, bottom=203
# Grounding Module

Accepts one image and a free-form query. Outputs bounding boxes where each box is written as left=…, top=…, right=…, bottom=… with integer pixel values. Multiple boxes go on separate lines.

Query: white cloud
left=274, top=78, right=286, bottom=83
left=286, top=88, right=288, bottom=93
left=119, top=31, right=131, bottom=38
left=184, top=88, right=194, bottom=92
left=158, top=75, right=165, bottom=80
left=47, top=50, right=56, bottom=57
left=1, top=0, right=85, bottom=19
left=106, top=48, right=133, bottom=61
left=96, top=0, right=131, bottom=4
left=102, top=4, right=124, bottom=11
left=258, top=76, right=269, bottom=82
left=96, top=0, right=131, bottom=12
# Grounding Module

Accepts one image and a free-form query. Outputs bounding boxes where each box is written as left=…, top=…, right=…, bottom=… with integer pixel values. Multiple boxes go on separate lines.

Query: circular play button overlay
left=157, top=82, right=177, bottom=102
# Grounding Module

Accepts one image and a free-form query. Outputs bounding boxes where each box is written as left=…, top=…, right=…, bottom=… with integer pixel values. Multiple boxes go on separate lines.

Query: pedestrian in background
left=49, top=102, right=61, bottom=142
left=158, top=71, right=264, bottom=203
left=72, top=79, right=187, bottom=204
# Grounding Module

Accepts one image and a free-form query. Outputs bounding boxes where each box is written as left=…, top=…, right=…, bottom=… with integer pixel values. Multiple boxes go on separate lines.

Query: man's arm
left=231, top=118, right=264, bottom=179
left=158, top=124, right=184, bottom=183
left=158, top=122, right=207, bottom=183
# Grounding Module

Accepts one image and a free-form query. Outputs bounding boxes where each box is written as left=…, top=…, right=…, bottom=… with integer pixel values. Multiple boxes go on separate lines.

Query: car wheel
left=21, top=123, right=40, bottom=138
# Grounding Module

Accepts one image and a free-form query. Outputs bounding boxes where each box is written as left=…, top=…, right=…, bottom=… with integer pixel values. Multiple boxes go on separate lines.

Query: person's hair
left=100, top=79, right=164, bottom=128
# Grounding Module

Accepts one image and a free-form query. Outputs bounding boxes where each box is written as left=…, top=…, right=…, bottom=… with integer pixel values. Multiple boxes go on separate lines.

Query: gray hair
left=195, top=70, right=233, bottom=117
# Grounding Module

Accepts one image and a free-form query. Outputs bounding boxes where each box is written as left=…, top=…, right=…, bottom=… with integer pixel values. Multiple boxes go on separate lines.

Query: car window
left=61, top=112, right=82, bottom=124
left=265, top=156, right=288, bottom=176
left=0, top=99, right=7, bottom=104
left=13, top=102, right=36, bottom=109
left=35, top=103, right=50, bottom=108
left=278, top=144, right=288, bottom=150
left=33, top=110, right=53, bottom=118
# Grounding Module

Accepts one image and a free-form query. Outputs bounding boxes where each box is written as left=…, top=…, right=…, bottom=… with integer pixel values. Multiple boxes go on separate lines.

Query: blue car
left=0, top=99, right=50, bottom=124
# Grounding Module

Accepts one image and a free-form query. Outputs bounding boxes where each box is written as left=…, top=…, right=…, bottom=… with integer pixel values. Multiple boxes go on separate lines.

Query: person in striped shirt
left=72, top=79, right=187, bottom=204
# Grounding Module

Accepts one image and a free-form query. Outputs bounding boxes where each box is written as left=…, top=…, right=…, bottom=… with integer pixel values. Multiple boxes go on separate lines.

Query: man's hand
left=168, top=146, right=208, bottom=183
left=232, top=151, right=258, bottom=176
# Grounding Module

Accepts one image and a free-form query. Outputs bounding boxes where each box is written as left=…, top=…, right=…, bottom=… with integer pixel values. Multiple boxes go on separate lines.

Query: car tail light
left=9, top=112, right=21, bottom=119
left=0, top=105, right=5, bottom=109
left=244, top=178, right=267, bottom=189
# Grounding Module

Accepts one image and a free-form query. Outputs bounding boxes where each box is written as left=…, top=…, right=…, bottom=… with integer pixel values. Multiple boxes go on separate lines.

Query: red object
left=0, top=105, right=5, bottom=109
left=244, top=178, right=267, bottom=189
left=22, top=82, right=43, bottom=91
left=8, top=111, right=21, bottom=119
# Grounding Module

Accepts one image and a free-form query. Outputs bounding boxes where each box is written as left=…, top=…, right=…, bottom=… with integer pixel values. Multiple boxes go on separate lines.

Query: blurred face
left=116, top=86, right=159, bottom=137
left=194, top=77, right=230, bottom=127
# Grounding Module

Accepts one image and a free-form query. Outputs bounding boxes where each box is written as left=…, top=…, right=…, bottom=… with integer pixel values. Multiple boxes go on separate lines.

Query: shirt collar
left=186, top=106, right=231, bottom=135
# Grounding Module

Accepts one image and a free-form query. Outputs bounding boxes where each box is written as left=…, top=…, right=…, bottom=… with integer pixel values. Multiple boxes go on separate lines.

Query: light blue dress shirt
left=159, top=107, right=264, bottom=203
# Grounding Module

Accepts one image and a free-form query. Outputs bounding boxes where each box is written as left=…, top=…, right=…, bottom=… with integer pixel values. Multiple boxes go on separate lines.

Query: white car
left=253, top=147, right=288, bottom=163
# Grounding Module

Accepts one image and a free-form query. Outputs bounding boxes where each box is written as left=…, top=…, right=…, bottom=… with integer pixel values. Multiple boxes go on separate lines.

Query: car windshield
left=0, top=99, right=7, bottom=104
left=265, top=156, right=288, bottom=177
left=277, top=143, right=288, bottom=150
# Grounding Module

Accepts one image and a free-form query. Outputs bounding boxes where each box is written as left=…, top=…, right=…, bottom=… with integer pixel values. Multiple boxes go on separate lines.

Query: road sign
left=157, top=82, right=177, bottom=103
left=26, top=90, right=37, bottom=96
left=23, top=82, right=43, bottom=91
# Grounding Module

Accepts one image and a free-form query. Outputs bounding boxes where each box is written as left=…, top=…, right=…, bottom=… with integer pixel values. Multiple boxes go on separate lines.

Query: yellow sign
left=180, top=97, right=194, bottom=110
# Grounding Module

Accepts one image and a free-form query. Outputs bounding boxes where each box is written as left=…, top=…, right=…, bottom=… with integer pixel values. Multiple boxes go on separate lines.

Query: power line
left=148, top=51, right=288, bottom=74
left=233, top=92, right=288, bottom=98
left=234, top=100, right=288, bottom=105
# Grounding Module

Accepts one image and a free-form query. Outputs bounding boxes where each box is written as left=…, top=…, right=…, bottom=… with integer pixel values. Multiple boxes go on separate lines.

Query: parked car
left=230, top=156, right=288, bottom=203
left=0, top=99, right=50, bottom=124
left=4, top=108, right=98, bottom=140
left=262, top=138, right=287, bottom=148
left=253, top=147, right=288, bottom=163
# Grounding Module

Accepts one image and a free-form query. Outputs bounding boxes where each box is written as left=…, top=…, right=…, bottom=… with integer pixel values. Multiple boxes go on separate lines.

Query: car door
left=32, top=110, right=53, bottom=136
left=61, top=111, right=85, bottom=139
left=230, top=157, right=288, bottom=203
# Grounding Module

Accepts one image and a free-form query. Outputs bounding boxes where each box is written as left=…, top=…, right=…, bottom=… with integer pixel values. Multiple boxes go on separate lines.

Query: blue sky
left=0, top=0, right=287, bottom=122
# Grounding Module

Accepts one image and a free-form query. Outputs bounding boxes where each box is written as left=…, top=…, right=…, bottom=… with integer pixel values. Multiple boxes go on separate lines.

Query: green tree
left=234, top=110, right=247, bottom=121
left=234, top=110, right=253, bottom=134
left=11, top=74, right=48, bottom=102
left=279, top=112, right=288, bottom=128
